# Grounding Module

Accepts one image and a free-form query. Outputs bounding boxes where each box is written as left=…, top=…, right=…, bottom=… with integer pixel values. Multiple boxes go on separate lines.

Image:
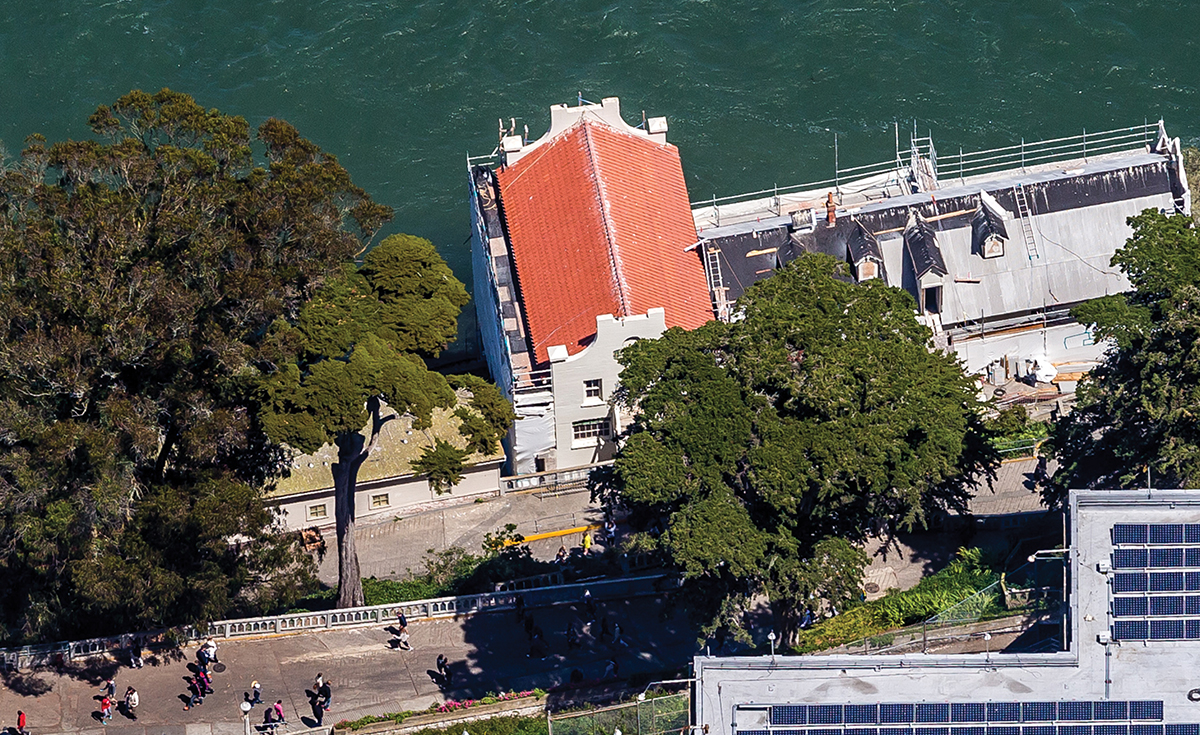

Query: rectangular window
left=371, top=493, right=390, bottom=509
left=584, top=379, right=603, bottom=399
left=572, top=418, right=612, bottom=441
left=308, top=504, right=328, bottom=520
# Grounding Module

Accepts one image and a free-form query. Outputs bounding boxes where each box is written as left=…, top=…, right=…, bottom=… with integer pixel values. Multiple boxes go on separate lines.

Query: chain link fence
left=549, top=693, right=690, bottom=735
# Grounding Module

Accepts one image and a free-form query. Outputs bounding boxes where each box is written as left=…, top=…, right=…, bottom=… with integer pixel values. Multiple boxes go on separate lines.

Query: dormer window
left=982, top=233, right=1006, bottom=259
left=857, top=260, right=879, bottom=281
left=847, top=219, right=885, bottom=284
left=973, top=191, right=1011, bottom=260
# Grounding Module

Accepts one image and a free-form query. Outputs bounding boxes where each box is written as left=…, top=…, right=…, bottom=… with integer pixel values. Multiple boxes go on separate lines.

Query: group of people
left=183, top=637, right=219, bottom=710
left=97, top=677, right=139, bottom=724
left=555, top=519, right=619, bottom=563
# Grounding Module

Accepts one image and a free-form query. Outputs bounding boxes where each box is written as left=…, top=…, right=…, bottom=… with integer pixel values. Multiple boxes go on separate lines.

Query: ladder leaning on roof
left=1012, top=184, right=1041, bottom=261
left=704, top=244, right=730, bottom=321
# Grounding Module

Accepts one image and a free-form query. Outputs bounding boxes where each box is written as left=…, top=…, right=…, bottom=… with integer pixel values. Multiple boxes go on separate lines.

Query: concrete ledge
left=334, top=696, right=545, bottom=735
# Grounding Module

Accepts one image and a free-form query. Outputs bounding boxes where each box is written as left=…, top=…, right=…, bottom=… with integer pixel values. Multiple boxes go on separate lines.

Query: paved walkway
left=0, top=593, right=694, bottom=735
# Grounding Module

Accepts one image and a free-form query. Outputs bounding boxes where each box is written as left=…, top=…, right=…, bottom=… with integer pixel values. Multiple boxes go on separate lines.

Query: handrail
left=0, top=573, right=675, bottom=671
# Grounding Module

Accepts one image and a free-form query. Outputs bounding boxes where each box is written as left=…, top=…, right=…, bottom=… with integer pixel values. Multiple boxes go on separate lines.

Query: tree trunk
left=332, top=398, right=394, bottom=609
left=771, top=597, right=802, bottom=650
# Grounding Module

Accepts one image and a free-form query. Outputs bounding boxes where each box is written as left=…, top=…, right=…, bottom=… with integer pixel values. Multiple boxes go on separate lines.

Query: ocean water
left=2, top=0, right=1197, bottom=352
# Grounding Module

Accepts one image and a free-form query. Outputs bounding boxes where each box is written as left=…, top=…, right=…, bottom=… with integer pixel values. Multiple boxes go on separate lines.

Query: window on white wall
left=584, top=379, right=603, bottom=399
left=308, top=504, right=328, bottom=520
left=572, top=418, right=612, bottom=441
left=371, top=493, right=390, bottom=508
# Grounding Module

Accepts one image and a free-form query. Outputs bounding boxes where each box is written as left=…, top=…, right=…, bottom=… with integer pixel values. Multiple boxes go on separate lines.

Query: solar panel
left=1166, top=725, right=1200, bottom=735
left=1022, top=703, right=1057, bottom=722
left=1059, top=726, right=1092, bottom=735
left=1114, top=525, right=1149, bottom=544
left=1024, top=727, right=1056, bottom=735
left=1113, top=620, right=1149, bottom=639
left=847, top=705, right=880, bottom=724
left=1114, top=549, right=1149, bottom=568
left=1186, top=597, right=1200, bottom=615
left=1112, top=597, right=1148, bottom=617
left=772, top=706, right=807, bottom=726
left=1150, top=595, right=1185, bottom=615
left=1188, top=620, right=1200, bottom=639
left=810, top=705, right=844, bottom=725
left=847, top=728, right=879, bottom=735
left=1095, top=727, right=1128, bottom=735
left=916, top=704, right=951, bottom=724
left=1150, top=548, right=1185, bottom=568
left=1058, top=702, right=1093, bottom=721
left=1114, top=573, right=1149, bottom=593
left=1130, top=727, right=1164, bottom=735
left=988, top=728, right=1020, bottom=735
left=882, top=705, right=916, bottom=724
left=1094, top=702, right=1128, bottom=721
left=880, top=728, right=913, bottom=735
left=915, top=728, right=949, bottom=735
left=807, top=729, right=842, bottom=735
left=1187, top=524, right=1200, bottom=544
left=736, top=731, right=769, bottom=735
left=1149, top=619, right=1185, bottom=639
left=1130, top=702, right=1164, bottom=721
left=1149, top=524, right=1184, bottom=544
left=988, top=704, right=1022, bottom=723
left=951, top=704, right=987, bottom=723
left=1186, top=548, right=1200, bottom=567
left=952, top=728, right=986, bottom=735
left=1150, top=572, right=1185, bottom=592
left=1188, top=572, right=1200, bottom=591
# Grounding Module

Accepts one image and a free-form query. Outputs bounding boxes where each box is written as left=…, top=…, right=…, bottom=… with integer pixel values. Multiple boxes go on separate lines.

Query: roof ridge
left=583, top=121, right=632, bottom=316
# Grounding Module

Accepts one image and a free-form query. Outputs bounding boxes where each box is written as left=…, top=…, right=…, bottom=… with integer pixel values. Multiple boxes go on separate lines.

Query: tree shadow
left=0, top=670, right=53, bottom=696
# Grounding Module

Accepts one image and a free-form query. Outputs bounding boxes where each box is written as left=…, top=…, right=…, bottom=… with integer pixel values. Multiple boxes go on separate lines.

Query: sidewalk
left=0, top=593, right=694, bottom=735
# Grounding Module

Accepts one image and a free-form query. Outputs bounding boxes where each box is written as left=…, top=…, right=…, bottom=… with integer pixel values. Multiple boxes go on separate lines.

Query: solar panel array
left=1111, top=524, right=1200, bottom=640
left=757, top=702, right=1164, bottom=729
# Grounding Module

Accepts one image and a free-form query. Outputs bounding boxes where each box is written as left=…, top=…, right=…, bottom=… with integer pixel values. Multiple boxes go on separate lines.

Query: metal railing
left=502, top=461, right=611, bottom=494
left=937, top=122, right=1157, bottom=181
left=1, top=572, right=675, bottom=671
left=513, top=366, right=553, bottom=395
left=550, top=692, right=690, bottom=735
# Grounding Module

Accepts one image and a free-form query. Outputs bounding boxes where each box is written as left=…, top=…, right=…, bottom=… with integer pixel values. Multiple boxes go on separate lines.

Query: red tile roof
left=496, top=119, right=712, bottom=364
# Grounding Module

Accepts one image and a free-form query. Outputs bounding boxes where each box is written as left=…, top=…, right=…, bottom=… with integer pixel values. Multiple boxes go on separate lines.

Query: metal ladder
left=1012, top=184, right=1040, bottom=261
left=704, top=245, right=729, bottom=320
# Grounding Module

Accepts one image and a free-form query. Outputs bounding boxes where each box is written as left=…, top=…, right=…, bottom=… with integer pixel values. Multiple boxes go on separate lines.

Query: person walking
left=603, top=519, right=617, bottom=546
left=398, top=627, right=412, bottom=650
left=313, top=672, right=324, bottom=691
left=274, top=700, right=287, bottom=725
left=581, top=531, right=593, bottom=555
left=611, top=621, right=629, bottom=647
left=310, top=696, right=325, bottom=727
left=201, top=637, right=219, bottom=664
left=318, top=679, right=332, bottom=711
left=129, top=639, right=144, bottom=669
left=396, top=611, right=408, bottom=635
left=603, top=658, right=619, bottom=679
left=16, top=710, right=27, bottom=735
left=123, top=687, right=139, bottom=720
left=249, top=680, right=262, bottom=706
left=184, top=677, right=205, bottom=710
left=436, top=654, right=452, bottom=686
left=100, top=678, right=116, bottom=699
left=99, top=696, right=114, bottom=724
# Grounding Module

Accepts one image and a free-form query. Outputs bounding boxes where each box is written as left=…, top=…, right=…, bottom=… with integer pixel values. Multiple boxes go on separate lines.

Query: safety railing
left=937, top=122, right=1158, bottom=181
left=513, top=367, right=553, bottom=395
left=1, top=573, right=675, bottom=670
left=502, top=461, right=611, bottom=495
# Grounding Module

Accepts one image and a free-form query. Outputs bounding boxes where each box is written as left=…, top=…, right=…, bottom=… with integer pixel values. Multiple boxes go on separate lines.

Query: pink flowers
left=433, top=691, right=535, bottom=713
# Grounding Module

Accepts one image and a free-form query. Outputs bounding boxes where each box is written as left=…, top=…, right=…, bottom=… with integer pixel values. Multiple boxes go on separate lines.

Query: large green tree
left=594, top=254, right=998, bottom=645
left=1047, top=211, right=1200, bottom=502
left=259, top=234, right=513, bottom=608
left=0, top=89, right=392, bottom=642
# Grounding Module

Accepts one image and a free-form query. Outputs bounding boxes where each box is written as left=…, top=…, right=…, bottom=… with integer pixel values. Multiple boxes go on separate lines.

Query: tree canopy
left=260, top=233, right=513, bottom=608
left=1048, top=211, right=1200, bottom=502
left=0, top=89, right=394, bottom=643
left=593, top=254, right=998, bottom=645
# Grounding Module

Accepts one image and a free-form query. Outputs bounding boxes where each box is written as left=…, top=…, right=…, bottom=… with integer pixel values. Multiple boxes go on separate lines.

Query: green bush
left=791, top=547, right=1000, bottom=653
left=406, top=715, right=549, bottom=735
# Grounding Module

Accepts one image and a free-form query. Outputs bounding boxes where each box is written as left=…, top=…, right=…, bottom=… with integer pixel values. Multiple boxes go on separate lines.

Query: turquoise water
left=2, top=1, right=1197, bottom=350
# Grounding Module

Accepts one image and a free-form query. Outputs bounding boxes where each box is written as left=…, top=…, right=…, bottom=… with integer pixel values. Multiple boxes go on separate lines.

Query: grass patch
left=334, top=690, right=545, bottom=732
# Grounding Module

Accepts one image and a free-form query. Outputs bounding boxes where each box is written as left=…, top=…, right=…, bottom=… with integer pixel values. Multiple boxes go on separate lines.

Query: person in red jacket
left=17, top=710, right=27, bottom=735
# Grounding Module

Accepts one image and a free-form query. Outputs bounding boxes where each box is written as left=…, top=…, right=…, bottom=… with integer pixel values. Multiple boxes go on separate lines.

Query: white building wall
left=548, top=308, right=668, bottom=471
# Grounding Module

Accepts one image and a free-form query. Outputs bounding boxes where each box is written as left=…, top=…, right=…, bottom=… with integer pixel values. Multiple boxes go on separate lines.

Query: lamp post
left=768, top=630, right=777, bottom=660
left=240, top=701, right=252, bottom=735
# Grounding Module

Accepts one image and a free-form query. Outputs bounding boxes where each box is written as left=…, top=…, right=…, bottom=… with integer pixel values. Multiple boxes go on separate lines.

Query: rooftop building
left=695, top=489, right=1200, bottom=735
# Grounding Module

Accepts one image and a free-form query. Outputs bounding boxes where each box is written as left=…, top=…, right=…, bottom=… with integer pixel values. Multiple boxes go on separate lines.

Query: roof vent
left=501, top=135, right=524, bottom=153
left=647, top=116, right=668, bottom=135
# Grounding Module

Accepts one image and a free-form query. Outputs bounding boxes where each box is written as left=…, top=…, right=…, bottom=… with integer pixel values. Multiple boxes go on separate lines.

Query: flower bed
left=335, top=690, right=545, bottom=732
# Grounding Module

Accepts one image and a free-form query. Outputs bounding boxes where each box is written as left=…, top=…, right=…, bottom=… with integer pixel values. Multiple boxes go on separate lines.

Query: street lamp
left=767, top=630, right=777, bottom=659
left=240, top=700, right=252, bottom=735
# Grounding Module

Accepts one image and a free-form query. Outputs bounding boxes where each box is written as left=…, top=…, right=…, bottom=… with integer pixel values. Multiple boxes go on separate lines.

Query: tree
left=593, top=254, right=998, bottom=646
left=0, top=89, right=391, bottom=642
left=259, top=233, right=514, bottom=608
left=1047, top=211, right=1200, bottom=502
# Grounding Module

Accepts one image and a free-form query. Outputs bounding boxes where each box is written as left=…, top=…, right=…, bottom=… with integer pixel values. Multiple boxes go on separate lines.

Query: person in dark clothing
left=318, top=680, right=332, bottom=710
left=311, top=697, right=325, bottom=726
left=436, top=654, right=452, bottom=686
left=184, top=678, right=204, bottom=710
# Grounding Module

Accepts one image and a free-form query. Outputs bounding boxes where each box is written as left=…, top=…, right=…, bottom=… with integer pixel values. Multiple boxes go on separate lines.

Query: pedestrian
left=514, top=594, right=526, bottom=622
left=555, top=545, right=568, bottom=564
left=603, top=658, right=619, bottom=679
left=263, top=706, right=279, bottom=730
left=17, top=710, right=27, bottom=735
left=396, top=611, right=408, bottom=634
left=603, top=519, right=617, bottom=545
left=314, top=672, right=324, bottom=691
left=581, top=530, right=593, bottom=555
left=249, top=680, right=262, bottom=706
left=100, top=677, right=116, bottom=699
left=611, top=621, right=629, bottom=647
left=201, top=637, right=219, bottom=664
left=398, top=628, right=412, bottom=650
left=183, top=678, right=202, bottom=710
left=311, top=697, right=325, bottom=727
left=198, top=669, right=213, bottom=694
left=274, top=700, right=287, bottom=724
left=129, top=639, right=144, bottom=669
left=436, top=654, right=452, bottom=686
left=100, top=696, right=114, bottom=724
left=318, top=679, right=332, bottom=710
left=584, top=590, right=598, bottom=622
left=124, top=687, right=139, bottom=720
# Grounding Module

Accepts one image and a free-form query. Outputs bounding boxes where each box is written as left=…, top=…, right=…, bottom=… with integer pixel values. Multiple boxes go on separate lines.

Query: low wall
left=338, top=696, right=545, bottom=735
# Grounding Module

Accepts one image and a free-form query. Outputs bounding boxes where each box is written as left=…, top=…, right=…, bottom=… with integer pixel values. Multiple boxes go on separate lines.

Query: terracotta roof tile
left=496, top=120, right=711, bottom=363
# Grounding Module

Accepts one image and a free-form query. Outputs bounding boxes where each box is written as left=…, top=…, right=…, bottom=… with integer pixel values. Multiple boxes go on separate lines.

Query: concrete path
left=0, top=593, right=695, bottom=735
